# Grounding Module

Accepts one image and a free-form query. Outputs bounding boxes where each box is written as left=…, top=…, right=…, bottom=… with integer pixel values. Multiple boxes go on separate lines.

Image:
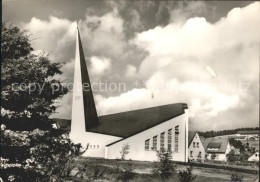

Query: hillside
left=198, top=127, right=259, bottom=138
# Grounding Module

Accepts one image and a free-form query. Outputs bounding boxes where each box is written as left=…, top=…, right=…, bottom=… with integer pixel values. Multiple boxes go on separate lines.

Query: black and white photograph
left=1, top=0, right=259, bottom=181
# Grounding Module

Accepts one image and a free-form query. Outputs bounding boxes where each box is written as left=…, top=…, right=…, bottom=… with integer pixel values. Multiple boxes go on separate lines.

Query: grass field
left=70, top=157, right=259, bottom=182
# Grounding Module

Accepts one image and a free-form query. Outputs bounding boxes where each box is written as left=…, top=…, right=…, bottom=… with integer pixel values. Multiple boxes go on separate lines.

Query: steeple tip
left=76, top=21, right=79, bottom=31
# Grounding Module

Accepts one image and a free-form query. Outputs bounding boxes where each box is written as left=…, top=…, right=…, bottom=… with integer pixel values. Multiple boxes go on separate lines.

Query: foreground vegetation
left=1, top=23, right=84, bottom=182
left=69, top=157, right=258, bottom=182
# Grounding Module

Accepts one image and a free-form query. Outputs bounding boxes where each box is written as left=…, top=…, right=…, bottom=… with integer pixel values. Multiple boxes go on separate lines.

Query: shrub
left=120, top=143, right=130, bottom=160
left=116, top=162, right=135, bottom=182
left=211, top=153, right=216, bottom=160
left=178, top=167, right=196, bottom=182
left=153, top=150, right=176, bottom=181
left=231, top=174, right=243, bottom=182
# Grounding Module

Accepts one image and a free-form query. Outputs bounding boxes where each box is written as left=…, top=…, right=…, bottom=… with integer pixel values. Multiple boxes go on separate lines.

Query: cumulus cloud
left=125, top=64, right=137, bottom=78
left=23, top=2, right=259, bottom=131
left=25, top=16, right=77, bottom=62
left=96, top=2, right=259, bottom=130
left=90, top=56, right=112, bottom=76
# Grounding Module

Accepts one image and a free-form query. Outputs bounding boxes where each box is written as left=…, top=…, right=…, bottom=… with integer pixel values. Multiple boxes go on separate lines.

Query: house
left=54, top=27, right=189, bottom=162
left=248, top=151, right=259, bottom=161
left=188, top=132, right=206, bottom=162
left=203, top=138, right=231, bottom=161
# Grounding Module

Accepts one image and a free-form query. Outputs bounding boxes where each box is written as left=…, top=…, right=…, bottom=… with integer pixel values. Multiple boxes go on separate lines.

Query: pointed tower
left=71, top=27, right=99, bottom=136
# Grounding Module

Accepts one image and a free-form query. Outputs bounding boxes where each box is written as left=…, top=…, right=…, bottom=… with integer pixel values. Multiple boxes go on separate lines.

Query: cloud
left=90, top=56, right=112, bottom=76
left=125, top=64, right=137, bottom=78
left=96, top=2, right=259, bottom=130
left=23, top=2, right=259, bottom=131
left=25, top=16, right=77, bottom=62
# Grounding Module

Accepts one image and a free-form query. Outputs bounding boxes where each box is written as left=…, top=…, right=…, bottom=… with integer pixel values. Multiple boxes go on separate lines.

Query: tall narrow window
left=190, top=151, right=193, bottom=157
left=197, top=142, right=199, bottom=148
left=145, top=139, right=150, bottom=150
left=160, top=132, right=165, bottom=150
left=174, top=125, right=179, bottom=152
left=168, top=129, right=172, bottom=151
left=153, top=136, right=157, bottom=150
left=193, top=142, right=196, bottom=147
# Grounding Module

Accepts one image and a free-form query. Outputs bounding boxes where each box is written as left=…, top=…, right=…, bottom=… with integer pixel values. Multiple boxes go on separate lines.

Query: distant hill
left=198, top=127, right=259, bottom=138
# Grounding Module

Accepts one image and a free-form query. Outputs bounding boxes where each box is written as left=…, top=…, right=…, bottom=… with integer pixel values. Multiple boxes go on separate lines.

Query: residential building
left=248, top=151, right=259, bottom=161
left=188, top=132, right=206, bottom=162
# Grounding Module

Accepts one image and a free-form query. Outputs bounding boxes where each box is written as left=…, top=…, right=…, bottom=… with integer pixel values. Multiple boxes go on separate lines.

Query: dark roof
left=54, top=103, right=188, bottom=138
left=203, top=138, right=229, bottom=153
left=237, top=130, right=259, bottom=135
left=188, top=131, right=197, bottom=147
left=207, top=142, right=221, bottom=148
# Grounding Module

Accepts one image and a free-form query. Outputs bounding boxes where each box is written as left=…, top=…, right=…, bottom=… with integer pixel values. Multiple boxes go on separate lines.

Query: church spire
left=71, top=26, right=99, bottom=135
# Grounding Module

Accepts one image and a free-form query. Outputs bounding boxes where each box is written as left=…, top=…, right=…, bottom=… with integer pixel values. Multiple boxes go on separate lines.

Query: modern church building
left=56, top=28, right=189, bottom=162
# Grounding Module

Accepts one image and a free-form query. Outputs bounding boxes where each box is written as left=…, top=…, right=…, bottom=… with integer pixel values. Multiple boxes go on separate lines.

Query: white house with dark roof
left=188, top=133, right=232, bottom=162
left=55, top=28, right=189, bottom=162
left=188, top=132, right=206, bottom=162
left=203, top=138, right=231, bottom=161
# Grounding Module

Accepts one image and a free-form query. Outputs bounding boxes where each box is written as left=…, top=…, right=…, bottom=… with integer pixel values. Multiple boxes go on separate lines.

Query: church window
left=145, top=139, right=150, bottom=150
left=168, top=129, right=172, bottom=151
left=197, top=142, right=199, bottom=148
left=174, top=125, right=179, bottom=152
left=153, top=136, right=157, bottom=150
left=190, top=151, right=193, bottom=157
left=193, top=142, right=196, bottom=147
left=160, top=132, right=165, bottom=150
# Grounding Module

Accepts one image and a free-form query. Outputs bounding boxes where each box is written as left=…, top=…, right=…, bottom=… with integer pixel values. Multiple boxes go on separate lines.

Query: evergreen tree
left=1, top=23, right=83, bottom=182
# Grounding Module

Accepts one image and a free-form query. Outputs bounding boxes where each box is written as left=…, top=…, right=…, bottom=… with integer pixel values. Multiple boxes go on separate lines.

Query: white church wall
left=70, top=132, right=122, bottom=158
left=106, top=110, right=188, bottom=162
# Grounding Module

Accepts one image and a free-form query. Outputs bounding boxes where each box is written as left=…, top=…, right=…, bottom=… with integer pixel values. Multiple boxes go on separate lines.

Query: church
left=56, top=28, right=189, bottom=162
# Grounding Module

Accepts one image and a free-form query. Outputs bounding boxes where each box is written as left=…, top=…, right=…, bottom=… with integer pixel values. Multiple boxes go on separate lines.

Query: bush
left=116, top=162, right=135, bottom=182
left=178, top=167, right=196, bottom=182
left=120, top=143, right=130, bottom=160
left=231, top=174, right=243, bottom=182
left=153, top=150, right=176, bottom=181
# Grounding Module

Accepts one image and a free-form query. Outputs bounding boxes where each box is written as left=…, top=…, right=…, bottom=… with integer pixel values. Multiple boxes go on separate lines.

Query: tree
left=178, top=167, right=196, bottom=182
left=229, top=138, right=245, bottom=152
left=211, top=153, right=216, bottom=160
left=227, top=149, right=237, bottom=162
left=153, top=149, right=176, bottom=181
left=1, top=23, right=82, bottom=182
left=120, top=143, right=130, bottom=160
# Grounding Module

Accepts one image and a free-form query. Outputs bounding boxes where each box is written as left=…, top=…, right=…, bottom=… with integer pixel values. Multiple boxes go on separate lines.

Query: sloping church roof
left=54, top=103, right=187, bottom=138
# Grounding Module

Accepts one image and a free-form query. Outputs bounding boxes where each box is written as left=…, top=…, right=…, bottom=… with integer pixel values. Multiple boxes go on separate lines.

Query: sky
left=3, top=0, right=259, bottom=131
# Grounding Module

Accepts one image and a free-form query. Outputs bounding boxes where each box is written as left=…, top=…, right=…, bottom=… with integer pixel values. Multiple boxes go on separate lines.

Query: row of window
left=190, top=151, right=202, bottom=157
left=145, top=125, right=179, bottom=152
left=193, top=142, right=200, bottom=148
left=89, top=145, right=99, bottom=149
